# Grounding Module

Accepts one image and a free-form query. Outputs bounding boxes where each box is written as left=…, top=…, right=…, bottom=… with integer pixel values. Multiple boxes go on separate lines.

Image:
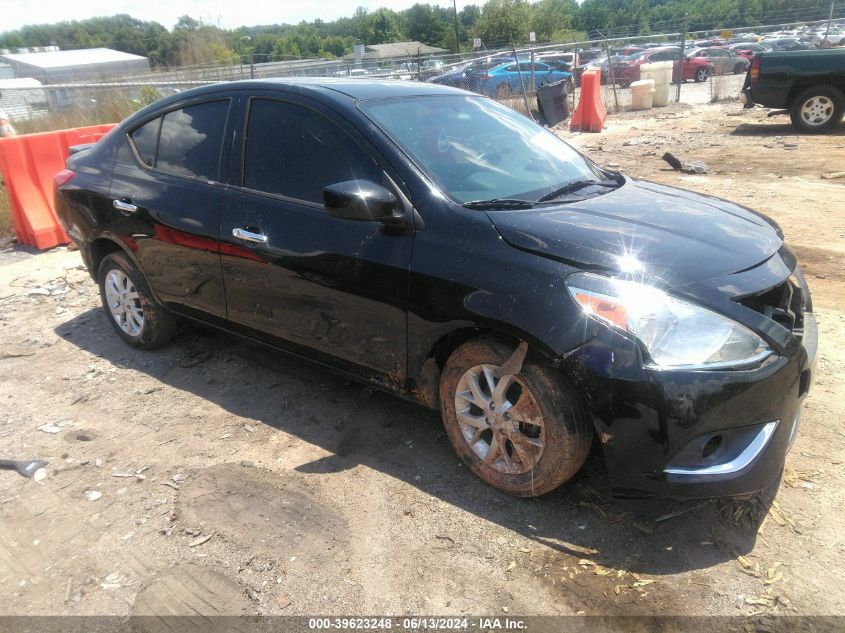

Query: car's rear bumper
left=561, top=310, right=816, bottom=499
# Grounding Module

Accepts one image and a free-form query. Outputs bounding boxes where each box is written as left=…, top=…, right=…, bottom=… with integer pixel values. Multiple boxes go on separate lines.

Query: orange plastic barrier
left=570, top=69, right=607, bottom=133
left=0, top=124, right=116, bottom=250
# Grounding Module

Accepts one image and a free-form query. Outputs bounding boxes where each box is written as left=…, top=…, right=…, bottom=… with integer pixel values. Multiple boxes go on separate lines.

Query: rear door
left=219, top=93, right=414, bottom=386
left=110, top=94, right=236, bottom=319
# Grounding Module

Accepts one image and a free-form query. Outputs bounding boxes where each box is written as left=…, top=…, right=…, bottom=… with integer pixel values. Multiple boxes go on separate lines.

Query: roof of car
left=160, top=77, right=471, bottom=104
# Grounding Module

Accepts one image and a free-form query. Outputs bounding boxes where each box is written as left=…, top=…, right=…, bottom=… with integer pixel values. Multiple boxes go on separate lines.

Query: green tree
left=358, top=8, right=404, bottom=44
left=530, top=0, right=578, bottom=42
left=473, top=0, right=531, bottom=48
left=403, top=4, right=448, bottom=46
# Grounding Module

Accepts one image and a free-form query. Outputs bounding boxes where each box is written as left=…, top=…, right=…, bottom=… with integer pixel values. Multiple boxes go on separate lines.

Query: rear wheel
left=733, top=63, right=745, bottom=74
left=790, top=85, right=844, bottom=134
left=695, top=67, right=710, bottom=82
left=439, top=339, right=592, bottom=497
left=98, top=252, right=178, bottom=349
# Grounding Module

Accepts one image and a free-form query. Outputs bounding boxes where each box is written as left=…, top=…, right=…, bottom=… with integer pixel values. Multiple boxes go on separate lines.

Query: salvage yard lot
left=0, top=101, right=843, bottom=621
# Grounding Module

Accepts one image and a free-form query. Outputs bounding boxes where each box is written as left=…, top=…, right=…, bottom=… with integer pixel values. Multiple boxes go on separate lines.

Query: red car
left=615, top=47, right=713, bottom=87
left=728, top=42, right=772, bottom=61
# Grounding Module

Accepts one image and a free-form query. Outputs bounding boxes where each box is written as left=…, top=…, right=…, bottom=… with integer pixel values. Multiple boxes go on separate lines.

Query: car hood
left=485, top=177, right=783, bottom=287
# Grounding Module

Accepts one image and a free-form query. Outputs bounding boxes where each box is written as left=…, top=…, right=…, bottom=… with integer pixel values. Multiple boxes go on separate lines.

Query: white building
left=0, top=48, right=150, bottom=84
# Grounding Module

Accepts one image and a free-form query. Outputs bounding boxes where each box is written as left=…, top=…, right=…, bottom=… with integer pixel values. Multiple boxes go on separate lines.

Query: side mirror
left=323, top=180, right=397, bottom=222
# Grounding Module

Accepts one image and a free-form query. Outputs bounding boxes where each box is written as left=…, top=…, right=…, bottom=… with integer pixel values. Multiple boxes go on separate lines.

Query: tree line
left=0, top=0, right=835, bottom=68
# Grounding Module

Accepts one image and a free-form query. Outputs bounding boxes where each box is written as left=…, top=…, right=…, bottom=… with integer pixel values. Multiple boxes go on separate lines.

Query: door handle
left=232, top=227, right=268, bottom=244
left=113, top=199, right=138, bottom=213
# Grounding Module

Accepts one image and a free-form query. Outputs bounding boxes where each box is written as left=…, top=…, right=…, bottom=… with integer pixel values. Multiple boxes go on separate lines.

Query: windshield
left=359, top=95, right=599, bottom=204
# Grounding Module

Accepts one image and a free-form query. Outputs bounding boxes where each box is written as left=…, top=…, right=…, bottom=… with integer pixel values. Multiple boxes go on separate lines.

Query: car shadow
left=55, top=308, right=776, bottom=579
left=730, top=120, right=845, bottom=136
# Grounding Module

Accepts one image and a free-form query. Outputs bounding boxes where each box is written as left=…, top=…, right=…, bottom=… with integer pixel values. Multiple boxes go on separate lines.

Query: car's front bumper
left=561, top=308, right=816, bottom=499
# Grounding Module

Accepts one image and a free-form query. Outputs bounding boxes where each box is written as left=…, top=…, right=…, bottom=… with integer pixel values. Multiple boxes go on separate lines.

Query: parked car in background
left=537, top=51, right=578, bottom=70
left=418, top=58, right=446, bottom=80
left=573, top=56, right=608, bottom=86
left=762, top=37, right=813, bottom=51
left=615, top=47, right=713, bottom=86
left=729, top=42, right=772, bottom=60
left=481, top=61, right=572, bottom=98
left=427, top=56, right=514, bottom=93
left=55, top=78, right=817, bottom=500
left=743, top=48, right=845, bottom=133
left=687, top=47, right=750, bottom=74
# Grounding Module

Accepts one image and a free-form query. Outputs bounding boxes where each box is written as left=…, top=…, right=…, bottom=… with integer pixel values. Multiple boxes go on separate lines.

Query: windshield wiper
left=535, top=179, right=620, bottom=203
left=462, top=198, right=535, bottom=210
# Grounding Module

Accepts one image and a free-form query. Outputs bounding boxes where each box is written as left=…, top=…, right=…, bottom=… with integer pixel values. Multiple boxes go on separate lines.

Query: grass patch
left=0, top=184, right=12, bottom=239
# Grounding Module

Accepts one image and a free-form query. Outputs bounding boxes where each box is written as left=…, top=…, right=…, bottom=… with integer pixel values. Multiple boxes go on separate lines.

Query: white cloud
left=4, top=0, right=475, bottom=32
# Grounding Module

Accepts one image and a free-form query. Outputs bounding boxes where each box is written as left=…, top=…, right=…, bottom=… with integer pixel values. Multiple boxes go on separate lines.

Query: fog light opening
left=701, top=435, right=723, bottom=461
left=799, top=369, right=811, bottom=398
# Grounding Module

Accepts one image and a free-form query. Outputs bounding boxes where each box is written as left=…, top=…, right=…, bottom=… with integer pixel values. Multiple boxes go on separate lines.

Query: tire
left=495, top=83, right=512, bottom=99
left=98, top=252, right=178, bottom=349
left=789, top=85, right=844, bottom=134
left=695, top=67, right=710, bottom=83
left=733, top=63, right=745, bottom=75
left=439, top=338, right=592, bottom=497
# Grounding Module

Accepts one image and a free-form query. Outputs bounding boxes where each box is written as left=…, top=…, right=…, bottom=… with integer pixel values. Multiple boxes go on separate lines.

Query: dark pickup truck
left=743, top=48, right=845, bottom=133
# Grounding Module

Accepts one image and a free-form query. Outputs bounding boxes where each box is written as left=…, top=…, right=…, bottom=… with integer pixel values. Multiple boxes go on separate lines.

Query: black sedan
left=55, top=79, right=816, bottom=498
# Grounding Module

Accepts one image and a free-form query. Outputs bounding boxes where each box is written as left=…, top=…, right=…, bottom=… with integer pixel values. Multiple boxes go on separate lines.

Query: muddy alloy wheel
left=453, top=363, right=546, bottom=475
left=790, top=85, right=844, bottom=134
left=98, top=251, right=178, bottom=349
left=439, top=339, right=592, bottom=497
left=104, top=268, right=144, bottom=337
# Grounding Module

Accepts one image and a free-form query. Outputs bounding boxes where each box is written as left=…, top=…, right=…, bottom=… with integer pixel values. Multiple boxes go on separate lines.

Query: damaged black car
left=55, top=79, right=816, bottom=498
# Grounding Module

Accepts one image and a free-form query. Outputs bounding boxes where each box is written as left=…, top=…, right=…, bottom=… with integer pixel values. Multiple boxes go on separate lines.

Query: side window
left=130, top=117, right=161, bottom=167
left=156, top=100, right=229, bottom=181
left=243, top=99, right=382, bottom=204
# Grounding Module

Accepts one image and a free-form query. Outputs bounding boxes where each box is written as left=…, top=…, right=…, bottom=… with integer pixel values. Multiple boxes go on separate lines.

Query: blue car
left=482, top=61, right=573, bottom=98
left=426, top=56, right=515, bottom=93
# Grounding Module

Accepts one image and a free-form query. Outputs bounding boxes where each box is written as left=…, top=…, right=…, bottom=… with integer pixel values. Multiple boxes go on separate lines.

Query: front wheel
left=790, top=85, right=844, bottom=134
left=733, top=63, right=745, bottom=75
left=98, top=252, right=178, bottom=349
left=439, top=339, right=592, bottom=497
left=695, top=67, right=710, bottom=82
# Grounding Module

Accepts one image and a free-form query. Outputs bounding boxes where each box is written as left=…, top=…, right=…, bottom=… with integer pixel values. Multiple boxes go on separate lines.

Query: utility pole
left=452, top=0, right=461, bottom=53
left=825, top=0, right=835, bottom=40
left=677, top=13, right=688, bottom=103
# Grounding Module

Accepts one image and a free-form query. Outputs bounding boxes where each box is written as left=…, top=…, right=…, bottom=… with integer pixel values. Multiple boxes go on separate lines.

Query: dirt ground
left=0, top=102, right=843, bottom=625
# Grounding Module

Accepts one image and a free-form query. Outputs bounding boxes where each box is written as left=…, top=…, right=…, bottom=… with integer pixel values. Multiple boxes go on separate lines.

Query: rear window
left=156, top=101, right=229, bottom=181
left=130, top=117, right=160, bottom=167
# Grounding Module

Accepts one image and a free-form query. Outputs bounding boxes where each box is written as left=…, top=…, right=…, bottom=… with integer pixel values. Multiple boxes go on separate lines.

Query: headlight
left=566, top=272, right=772, bottom=370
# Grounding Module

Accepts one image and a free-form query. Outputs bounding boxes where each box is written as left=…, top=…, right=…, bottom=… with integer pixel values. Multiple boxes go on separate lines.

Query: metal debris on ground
left=662, top=151, right=709, bottom=174
left=0, top=458, right=49, bottom=479
left=189, top=532, right=215, bottom=547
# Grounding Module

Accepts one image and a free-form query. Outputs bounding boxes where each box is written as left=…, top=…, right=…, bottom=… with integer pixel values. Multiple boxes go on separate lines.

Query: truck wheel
left=790, top=85, right=844, bottom=134
left=439, top=338, right=592, bottom=497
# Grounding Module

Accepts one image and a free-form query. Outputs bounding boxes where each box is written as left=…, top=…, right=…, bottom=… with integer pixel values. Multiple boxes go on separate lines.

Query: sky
left=4, top=0, right=476, bottom=32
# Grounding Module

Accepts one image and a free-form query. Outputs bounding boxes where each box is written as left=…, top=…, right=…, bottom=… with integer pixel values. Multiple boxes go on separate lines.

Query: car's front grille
left=738, top=275, right=805, bottom=339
